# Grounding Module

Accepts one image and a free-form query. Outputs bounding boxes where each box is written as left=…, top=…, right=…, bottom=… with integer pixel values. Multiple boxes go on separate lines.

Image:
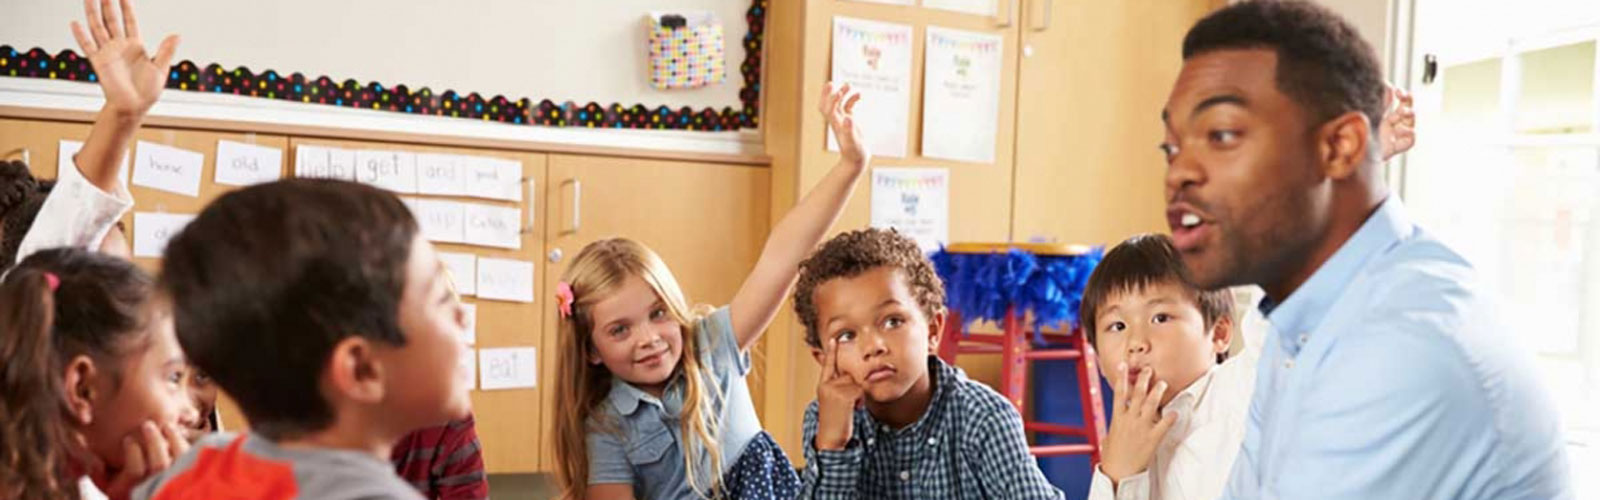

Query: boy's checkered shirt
left=800, top=356, right=1064, bottom=500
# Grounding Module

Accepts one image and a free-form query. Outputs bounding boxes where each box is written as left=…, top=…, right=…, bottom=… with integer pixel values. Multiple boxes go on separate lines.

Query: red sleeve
left=433, top=415, right=489, bottom=500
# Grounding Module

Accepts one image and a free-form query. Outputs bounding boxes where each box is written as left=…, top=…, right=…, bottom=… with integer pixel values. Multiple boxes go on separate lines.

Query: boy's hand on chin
left=1100, top=364, right=1176, bottom=487
left=816, top=338, right=864, bottom=451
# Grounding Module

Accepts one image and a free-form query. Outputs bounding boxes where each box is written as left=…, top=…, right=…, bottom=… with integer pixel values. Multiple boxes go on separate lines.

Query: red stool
left=935, top=243, right=1107, bottom=463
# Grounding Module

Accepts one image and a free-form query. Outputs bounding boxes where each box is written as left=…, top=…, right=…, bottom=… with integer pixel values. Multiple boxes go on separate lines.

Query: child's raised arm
left=728, top=82, right=869, bottom=350
left=69, top=0, right=179, bottom=190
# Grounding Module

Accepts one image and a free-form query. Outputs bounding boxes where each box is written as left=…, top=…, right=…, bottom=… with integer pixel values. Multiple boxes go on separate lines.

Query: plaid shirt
left=391, top=414, right=489, bottom=500
left=800, top=356, right=1064, bottom=500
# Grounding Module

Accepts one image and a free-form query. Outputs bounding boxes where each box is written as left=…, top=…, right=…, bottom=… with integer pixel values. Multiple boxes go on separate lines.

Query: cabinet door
left=0, top=118, right=290, bottom=274
left=1011, top=0, right=1215, bottom=247
left=539, top=154, right=769, bottom=471
left=0, top=117, right=95, bottom=180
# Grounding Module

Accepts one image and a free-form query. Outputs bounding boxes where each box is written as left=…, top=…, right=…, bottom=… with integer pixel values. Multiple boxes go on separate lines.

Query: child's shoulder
left=937, top=360, right=1024, bottom=425
left=939, top=359, right=1008, bottom=403
left=136, top=433, right=423, bottom=500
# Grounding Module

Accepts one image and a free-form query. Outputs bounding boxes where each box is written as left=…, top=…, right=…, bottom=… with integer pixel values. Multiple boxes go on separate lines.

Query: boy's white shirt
left=78, top=476, right=109, bottom=500
left=15, top=156, right=134, bottom=264
left=1089, top=298, right=1270, bottom=500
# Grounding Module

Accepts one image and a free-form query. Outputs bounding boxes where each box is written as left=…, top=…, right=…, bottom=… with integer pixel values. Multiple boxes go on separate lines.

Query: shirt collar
left=1163, top=366, right=1216, bottom=418
left=607, top=374, right=683, bottom=417
left=864, top=356, right=958, bottom=437
left=1259, top=197, right=1413, bottom=354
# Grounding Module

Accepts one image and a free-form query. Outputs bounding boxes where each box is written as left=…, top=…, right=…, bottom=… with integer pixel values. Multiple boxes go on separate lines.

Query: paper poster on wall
left=830, top=17, right=914, bottom=158
left=462, top=202, right=522, bottom=250
left=462, top=157, right=522, bottom=202
left=131, top=142, right=204, bottom=197
left=355, top=150, right=418, bottom=194
left=923, top=0, right=998, bottom=16
left=477, top=257, right=535, bottom=303
left=479, top=347, right=537, bottom=390
left=870, top=168, right=949, bottom=252
left=461, top=303, right=477, bottom=346
left=58, top=140, right=130, bottom=185
left=416, top=153, right=466, bottom=196
left=921, top=27, right=1003, bottom=164
left=214, top=140, right=283, bottom=187
left=132, top=212, right=197, bottom=258
left=438, top=251, right=477, bottom=296
left=294, top=145, right=356, bottom=181
left=404, top=198, right=467, bottom=244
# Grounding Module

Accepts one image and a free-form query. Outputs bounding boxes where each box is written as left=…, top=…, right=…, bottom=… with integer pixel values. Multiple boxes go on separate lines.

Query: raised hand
left=70, top=0, right=180, bottom=117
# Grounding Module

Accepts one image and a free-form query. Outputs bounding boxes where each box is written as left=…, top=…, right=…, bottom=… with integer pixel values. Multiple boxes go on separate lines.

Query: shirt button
left=927, top=437, right=938, bottom=446
left=900, top=471, right=911, bottom=481
left=867, top=438, right=876, bottom=446
left=1297, top=333, right=1310, bottom=345
left=1284, top=360, right=1295, bottom=369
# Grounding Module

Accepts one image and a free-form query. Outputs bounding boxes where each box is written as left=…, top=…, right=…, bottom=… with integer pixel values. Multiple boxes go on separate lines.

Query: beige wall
left=1230, top=0, right=1396, bottom=73
left=2, top=0, right=753, bottom=109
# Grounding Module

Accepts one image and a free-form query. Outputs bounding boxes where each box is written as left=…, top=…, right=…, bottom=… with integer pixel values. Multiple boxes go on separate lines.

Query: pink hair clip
left=43, top=272, right=60, bottom=292
left=556, top=281, right=575, bottom=319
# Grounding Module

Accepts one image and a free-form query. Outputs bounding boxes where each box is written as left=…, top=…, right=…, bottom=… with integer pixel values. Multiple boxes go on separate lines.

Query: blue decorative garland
left=931, top=247, right=1103, bottom=345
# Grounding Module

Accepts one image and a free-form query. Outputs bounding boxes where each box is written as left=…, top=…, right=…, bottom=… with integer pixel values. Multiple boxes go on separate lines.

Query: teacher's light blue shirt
left=1223, top=198, right=1572, bottom=500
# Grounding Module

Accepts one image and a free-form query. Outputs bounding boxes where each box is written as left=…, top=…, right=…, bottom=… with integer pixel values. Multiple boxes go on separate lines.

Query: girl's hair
left=0, top=248, right=157, bottom=500
left=552, top=238, right=724, bottom=499
left=0, top=160, right=55, bottom=269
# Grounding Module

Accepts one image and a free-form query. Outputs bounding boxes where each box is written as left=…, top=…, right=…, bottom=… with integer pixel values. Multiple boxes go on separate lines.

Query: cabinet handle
left=561, top=178, right=582, bottom=234
left=521, top=177, right=537, bottom=234
left=1031, top=0, right=1052, bottom=31
left=998, top=0, right=1018, bottom=27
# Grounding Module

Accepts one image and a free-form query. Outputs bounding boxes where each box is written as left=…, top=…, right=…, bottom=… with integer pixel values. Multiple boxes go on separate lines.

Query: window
left=1402, top=0, right=1599, bottom=494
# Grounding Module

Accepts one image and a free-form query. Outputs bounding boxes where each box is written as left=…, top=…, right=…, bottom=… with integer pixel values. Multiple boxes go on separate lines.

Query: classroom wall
left=1, top=0, right=752, bottom=109
left=1316, top=0, right=1394, bottom=66
left=1229, top=0, right=1394, bottom=73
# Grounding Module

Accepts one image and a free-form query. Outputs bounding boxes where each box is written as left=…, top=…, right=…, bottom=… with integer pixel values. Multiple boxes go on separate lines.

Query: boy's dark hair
left=0, top=248, right=155, bottom=499
left=1, top=160, right=56, bottom=268
left=793, top=228, right=945, bottom=348
left=160, top=179, right=418, bottom=440
left=1080, top=234, right=1235, bottom=363
left=1183, top=0, right=1386, bottom=136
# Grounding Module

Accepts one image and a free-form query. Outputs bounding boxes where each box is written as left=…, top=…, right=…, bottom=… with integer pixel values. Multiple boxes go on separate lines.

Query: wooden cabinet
left=2, top=115, right=775, bottom=475
left=1010, top=0, right=1217, bottom=247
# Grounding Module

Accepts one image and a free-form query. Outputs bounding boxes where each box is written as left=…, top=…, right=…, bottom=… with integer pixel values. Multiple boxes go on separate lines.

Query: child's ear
left=326, top=337, right=386, bottom=404
left=1209, top=315, right=1236, bottom=356
left=927, top=308, right=947, bottom=352
left=61, top=355, right=99, bottom=425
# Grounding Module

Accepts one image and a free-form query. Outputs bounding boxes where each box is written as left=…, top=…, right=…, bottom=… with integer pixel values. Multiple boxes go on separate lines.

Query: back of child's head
left=0, top=247, right=156, bottom=498
left=792, top=227, right=946, bottom=349
left=1080, top=233, right=1235, bottom=362
left=0, top=160, right=56, bottom=268
left=159, top=178, right=418, bottom=440
left=552, top=237, right=727, bottom=496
